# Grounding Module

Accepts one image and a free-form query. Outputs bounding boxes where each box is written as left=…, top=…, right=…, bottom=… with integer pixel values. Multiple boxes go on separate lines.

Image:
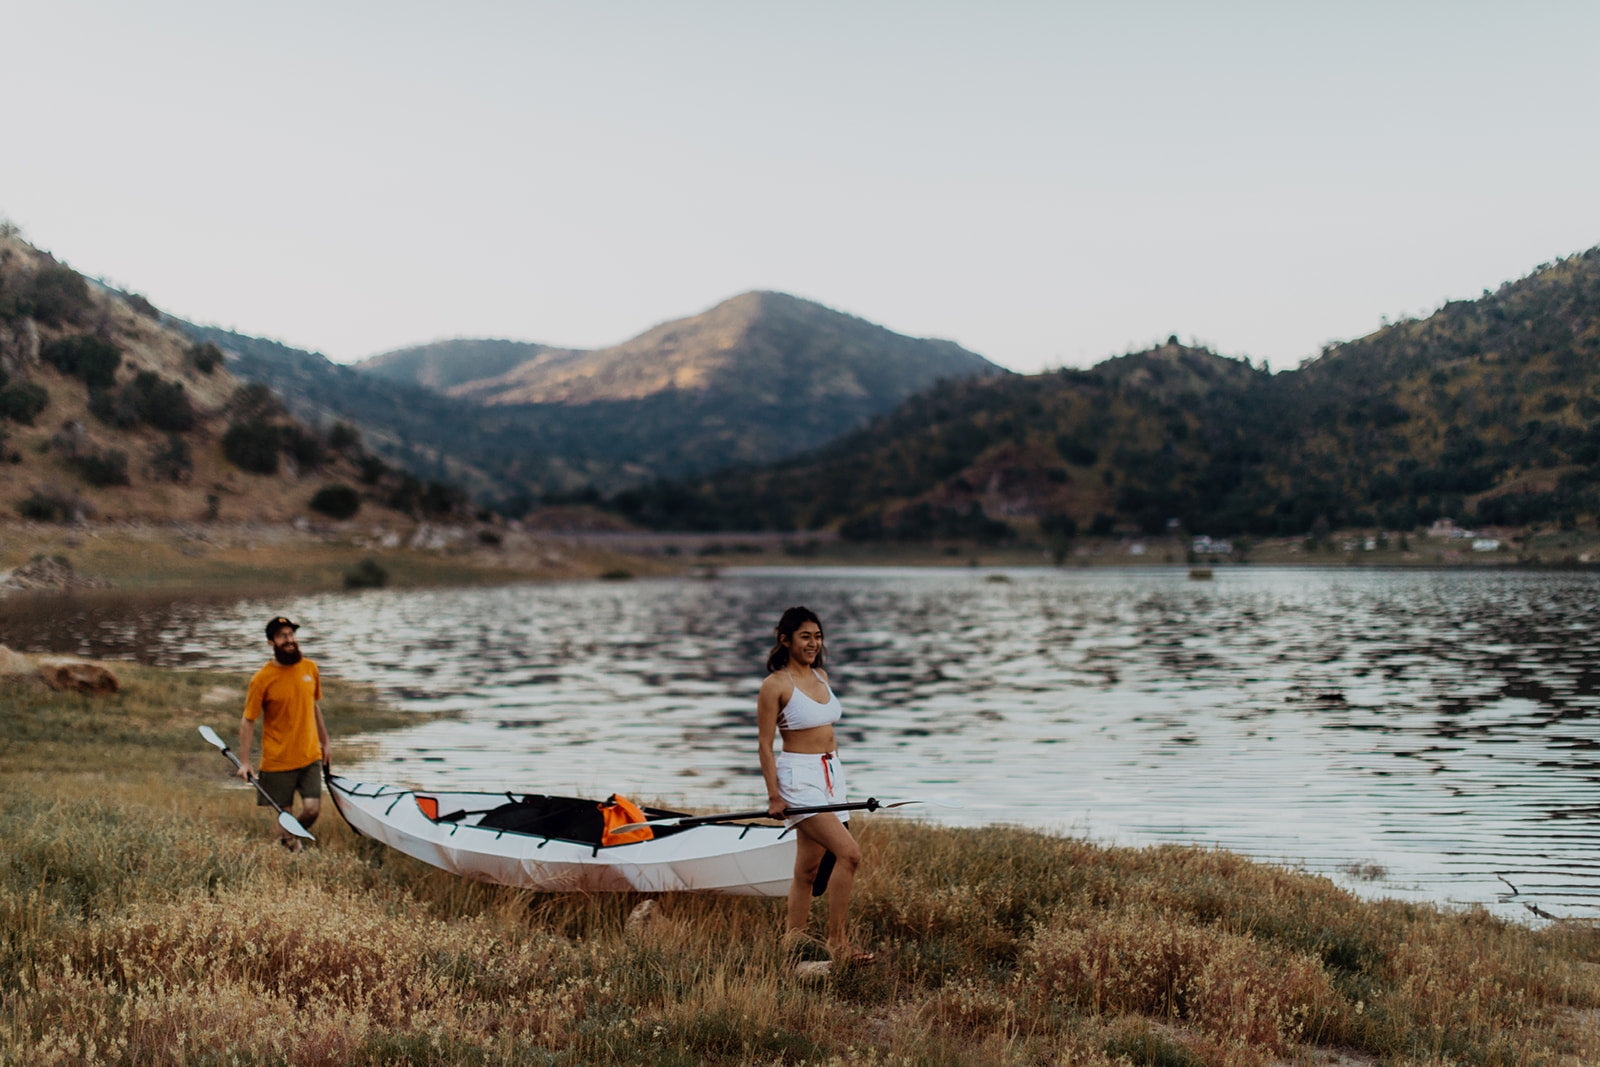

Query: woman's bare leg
left=794, top=814, right=862, bottom=948
left=787, top=831, right=826, bottom=934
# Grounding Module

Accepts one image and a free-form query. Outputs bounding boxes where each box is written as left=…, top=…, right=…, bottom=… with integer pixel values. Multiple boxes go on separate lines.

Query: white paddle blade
left=198, top=725, right=227, bottom=750
left=278, top=812, right=315, bottom=840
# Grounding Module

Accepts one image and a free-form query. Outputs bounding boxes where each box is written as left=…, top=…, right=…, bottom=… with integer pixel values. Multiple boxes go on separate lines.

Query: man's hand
left=234, top=763, right=253, bottom=782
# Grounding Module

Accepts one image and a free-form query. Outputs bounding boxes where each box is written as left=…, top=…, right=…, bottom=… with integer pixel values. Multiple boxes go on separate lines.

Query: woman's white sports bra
left=779, top=670, right=842, bottom=730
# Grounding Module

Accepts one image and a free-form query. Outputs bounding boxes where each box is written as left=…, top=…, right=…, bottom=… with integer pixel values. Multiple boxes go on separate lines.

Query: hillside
left=210, top=291, right=1006, bottom=498
left=615, top=247, right=1600, bottom=540
left=357, top=338, right=577, bottom=392
left=16, top=216, right=1596, bottom=544
left=432, top=291, right=1001, bottom=407
left=176, top=324, right=555, bottom=501
left=612, top=340, right=1270, bottom=537
left=1265, top=249, right=1600, bottom=531
left=0, top=229, right=446, bottom=527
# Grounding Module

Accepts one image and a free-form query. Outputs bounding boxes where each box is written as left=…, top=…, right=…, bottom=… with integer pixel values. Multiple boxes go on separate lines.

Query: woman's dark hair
left=766, top=606, right=824, bottom=673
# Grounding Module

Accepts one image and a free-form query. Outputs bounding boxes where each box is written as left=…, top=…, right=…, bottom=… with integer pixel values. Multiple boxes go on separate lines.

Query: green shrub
left=282, top=424, right=326, bottom=471
left=386, top=473, right=423, bottom=514
left=42, top=335, right=121, bottom=390
left=358, top=454, right=389, bottom=485
left=151, top=434, right=193, bottom=483
left=228, top=382, right=282, bottom=420
left=309, top=484, right=361, bottom=520
left=421, top=480, right=467, bottom=519
left=343, top=556, right=388, bottom=589
left=88, top=386, right=140, bottom=428
left=125, top=293, right=160, bottom=319
left=90, top=372, right=196, bottom=432
left=72, top=448, right=130, bottom=487
left=17, top=488, right=77, bottom=521
left=1103, top=1024, right=1210, bottom=1067
left=0, top=382, right=49, bottom=425
left=24, top=263, right=94, bottom=325
left=222, top=420, right=281, bottom=474
left=131, top=372, right=196, bottom=432
left=1056, top=436, right=1099, bottom=466
left=186, top=341, right=224, bottom=375
left=328, top=421, right=362, bottom=453
left=1040, top=513, right=1079, bottom=539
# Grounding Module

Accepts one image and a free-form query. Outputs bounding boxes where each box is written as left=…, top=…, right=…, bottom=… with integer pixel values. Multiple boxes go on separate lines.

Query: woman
left=757, top=606, right=874, bottom=964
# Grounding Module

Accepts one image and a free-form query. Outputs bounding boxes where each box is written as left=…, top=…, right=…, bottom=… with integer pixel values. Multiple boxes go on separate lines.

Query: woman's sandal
left=828, top=941, right=878, bottom=966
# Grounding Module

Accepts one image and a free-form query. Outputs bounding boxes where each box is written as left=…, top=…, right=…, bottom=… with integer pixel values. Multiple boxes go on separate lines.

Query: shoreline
left=0, top=518, right=677, bottom=598
left=6, top=519, right=1600, bottom=603
left=3, top=659, right=1600, bottom=1064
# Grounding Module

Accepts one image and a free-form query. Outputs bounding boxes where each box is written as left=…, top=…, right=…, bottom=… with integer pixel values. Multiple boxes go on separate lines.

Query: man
left=238, top=615, right=330, bottom=851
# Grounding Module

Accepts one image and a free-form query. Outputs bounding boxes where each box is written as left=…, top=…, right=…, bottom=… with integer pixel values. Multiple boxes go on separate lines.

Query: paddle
left=614, top=796, right=934, bottom=833
left=198, top=725, right=315, bottom=840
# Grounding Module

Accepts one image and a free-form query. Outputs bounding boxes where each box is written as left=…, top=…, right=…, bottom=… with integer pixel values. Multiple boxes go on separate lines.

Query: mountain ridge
left=206, top=289, right=1007, bottom=497
left=610, top=246, right=1600, bottom=541
left=13, top=218, right=1599, bottom=545
left=360, top=290, right=1002, bottom=407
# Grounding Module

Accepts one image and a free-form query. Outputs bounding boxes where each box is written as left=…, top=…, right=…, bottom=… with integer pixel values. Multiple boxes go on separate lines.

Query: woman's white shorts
left=775, top=749, right=847, bottom=829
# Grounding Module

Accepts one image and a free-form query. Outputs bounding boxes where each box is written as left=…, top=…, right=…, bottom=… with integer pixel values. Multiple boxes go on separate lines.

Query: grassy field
left=0, top=521, right=671, bottom=597
left=4, top=663, right=1600, bottom=1065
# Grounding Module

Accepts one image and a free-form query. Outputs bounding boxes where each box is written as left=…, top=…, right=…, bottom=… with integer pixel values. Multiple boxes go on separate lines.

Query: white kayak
left=327, top=775, right=797, bottom=896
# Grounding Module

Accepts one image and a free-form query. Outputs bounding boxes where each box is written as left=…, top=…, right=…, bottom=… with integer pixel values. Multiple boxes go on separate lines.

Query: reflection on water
left=4, top=566, right=1599, bottom=922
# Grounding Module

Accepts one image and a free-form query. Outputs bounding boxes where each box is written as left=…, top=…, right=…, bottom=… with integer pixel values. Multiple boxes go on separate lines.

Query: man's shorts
left=255, top=762, right=323, bottom=809
left=775, top=750, right=847, bottom=829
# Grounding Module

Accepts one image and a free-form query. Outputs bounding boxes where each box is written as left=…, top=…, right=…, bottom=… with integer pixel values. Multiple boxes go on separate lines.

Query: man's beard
left=274, top=645, right=302, bottom=666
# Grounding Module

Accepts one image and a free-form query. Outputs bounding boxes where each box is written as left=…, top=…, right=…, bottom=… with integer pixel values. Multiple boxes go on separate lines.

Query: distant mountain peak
left=361, top=289, right=1003, bottom=411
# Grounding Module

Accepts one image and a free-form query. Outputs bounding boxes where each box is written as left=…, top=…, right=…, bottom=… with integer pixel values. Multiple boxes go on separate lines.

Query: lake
left=5, top=564, right=1598, bottom=923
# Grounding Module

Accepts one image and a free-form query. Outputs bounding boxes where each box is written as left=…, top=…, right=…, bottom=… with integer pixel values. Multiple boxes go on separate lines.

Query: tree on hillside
left=222, top=420, right=282, bottom=475
left=42, top=336, right=121, bottom=391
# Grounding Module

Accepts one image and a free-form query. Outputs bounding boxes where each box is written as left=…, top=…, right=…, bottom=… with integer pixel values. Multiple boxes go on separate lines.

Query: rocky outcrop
left=0, top=645, right=120, bottom=694
left=0, top=316, right=41, bottom=375
left=0, top=644, right=34, bottom=676
left=35, top=657, right=120, bottom=695
left=0, top=555, right=112, bottom=592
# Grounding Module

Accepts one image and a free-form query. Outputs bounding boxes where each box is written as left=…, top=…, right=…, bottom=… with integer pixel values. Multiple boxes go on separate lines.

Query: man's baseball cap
left=265, top=616, right=300, bottom=639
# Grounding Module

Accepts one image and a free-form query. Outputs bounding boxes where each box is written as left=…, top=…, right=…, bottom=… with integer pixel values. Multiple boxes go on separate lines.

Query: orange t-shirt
left=244, top=658, right=323, bottom=772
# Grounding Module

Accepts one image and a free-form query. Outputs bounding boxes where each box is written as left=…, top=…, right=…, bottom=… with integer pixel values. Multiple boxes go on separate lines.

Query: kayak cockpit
left=422, top=793, right=696, bottom=847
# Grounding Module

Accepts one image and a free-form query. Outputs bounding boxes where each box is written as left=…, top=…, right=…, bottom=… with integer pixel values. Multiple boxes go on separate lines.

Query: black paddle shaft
left=208, top=735, right=294, bottom=817
left=661, top=797, right=883, bottom=831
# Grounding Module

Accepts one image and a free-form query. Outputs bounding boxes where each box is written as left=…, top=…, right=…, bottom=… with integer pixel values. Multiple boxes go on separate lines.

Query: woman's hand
left=767, top=794, right=788, bottom=819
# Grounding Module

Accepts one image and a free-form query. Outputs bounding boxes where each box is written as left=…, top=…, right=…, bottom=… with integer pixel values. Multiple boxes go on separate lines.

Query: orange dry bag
left=599, top=795, right=655, bottom=847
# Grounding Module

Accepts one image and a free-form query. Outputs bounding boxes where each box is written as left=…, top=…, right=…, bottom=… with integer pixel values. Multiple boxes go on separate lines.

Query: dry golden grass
left=5, top=666, right=1600, bottom=1065
left=0, top=520, right=667, bottom=597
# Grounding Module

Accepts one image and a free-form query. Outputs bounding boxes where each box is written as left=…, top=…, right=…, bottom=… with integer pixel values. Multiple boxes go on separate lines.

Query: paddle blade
left=198, top=725, right=227, bottom=750
left=278, top=811, right=315, bottom=840
left=895, top=797, right=965, bottom=809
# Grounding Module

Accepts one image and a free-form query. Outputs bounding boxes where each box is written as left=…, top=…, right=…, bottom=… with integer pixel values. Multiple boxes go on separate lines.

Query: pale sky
left=5, top=1, right=1598, bottom=373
